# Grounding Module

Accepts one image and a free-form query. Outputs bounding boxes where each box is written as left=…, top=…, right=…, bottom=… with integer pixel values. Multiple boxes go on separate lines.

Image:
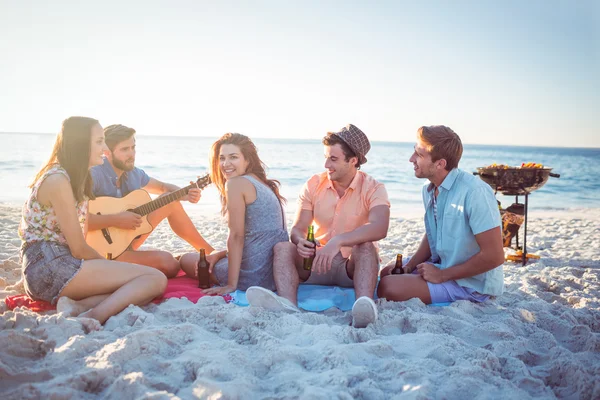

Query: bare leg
left=134, top=201, right=213, bottom=252
left=346, top=242, right=379, bottom=300
left=57, top=294, right=110, bottom=317
left=377, top=274, right=432, bottom=304
left=273, top=242, right=307, bottom=306
left=59, top=259, right=167, bottom=324
left=116, top=249, right=180, bottom=278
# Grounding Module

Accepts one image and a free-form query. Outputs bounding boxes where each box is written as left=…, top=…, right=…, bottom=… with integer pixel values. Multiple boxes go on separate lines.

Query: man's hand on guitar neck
left=147, top=178, right=202, bottom=204
left=113, top=211, right=142, bottom=230
left=183, top=183, right=202, bottom=204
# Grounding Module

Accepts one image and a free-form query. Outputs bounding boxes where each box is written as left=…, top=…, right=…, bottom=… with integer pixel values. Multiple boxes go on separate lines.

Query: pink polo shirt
left=298, top=171, right=390, bottom=258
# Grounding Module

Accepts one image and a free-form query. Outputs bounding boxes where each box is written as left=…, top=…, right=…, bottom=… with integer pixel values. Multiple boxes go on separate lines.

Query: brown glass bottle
left=391, top=254, right=404, bottom=275
left=303, top=225, right=316, bottom=271
left=197, top=249, right=210, bottom=289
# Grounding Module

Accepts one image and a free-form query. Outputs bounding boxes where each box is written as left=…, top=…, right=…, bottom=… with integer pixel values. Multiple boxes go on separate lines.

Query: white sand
left=1, top=203, right=599, bottom=399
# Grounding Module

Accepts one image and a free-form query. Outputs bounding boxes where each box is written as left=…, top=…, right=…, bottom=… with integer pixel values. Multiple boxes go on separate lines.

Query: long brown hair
left=31, top=117, right=99, bottom=202
left=209, top=133, right=286, bottom=215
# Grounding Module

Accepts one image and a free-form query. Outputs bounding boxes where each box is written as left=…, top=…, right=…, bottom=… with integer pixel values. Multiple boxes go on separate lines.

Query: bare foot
left=77, top=317, right=102, bottom=333
left=57, top=296, right=89, bottom=317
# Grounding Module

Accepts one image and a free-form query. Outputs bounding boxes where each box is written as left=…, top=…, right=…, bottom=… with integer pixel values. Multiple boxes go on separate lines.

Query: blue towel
left=231, top=285, right=451, bottom=311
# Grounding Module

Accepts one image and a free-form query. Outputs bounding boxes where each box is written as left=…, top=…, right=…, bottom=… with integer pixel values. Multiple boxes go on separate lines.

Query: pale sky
left=0, top=0, right=598, bottom=147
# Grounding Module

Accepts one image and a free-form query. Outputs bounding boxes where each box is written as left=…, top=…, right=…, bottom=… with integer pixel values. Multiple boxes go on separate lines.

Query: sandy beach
left=1, top=203, right=599, bottom=399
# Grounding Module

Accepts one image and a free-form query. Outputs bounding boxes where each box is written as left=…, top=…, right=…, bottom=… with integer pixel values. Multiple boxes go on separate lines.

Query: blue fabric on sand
left=231, top=284, right=450, bottom=311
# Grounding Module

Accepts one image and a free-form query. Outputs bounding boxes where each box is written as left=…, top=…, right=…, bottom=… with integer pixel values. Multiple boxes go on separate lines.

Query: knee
left=353, top=242, right=376, bottom=256
left=150, top=271, right=168, bottom=295
left=156, top=253, right=180, bottom=278
left=377, top=276, right=393, bottom=299
left=167, top=200, right=184, bottom=211
left=274, top=241, right=295, bottom=257
left=179, top=252, right=196, bottom=269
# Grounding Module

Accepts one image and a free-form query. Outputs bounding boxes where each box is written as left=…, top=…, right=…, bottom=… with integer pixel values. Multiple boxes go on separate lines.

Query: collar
left=427, top=168, right=459, bottom=193
left=100, top=157, right=127, bottom=183
left=325, top=170, right=362, bottom=192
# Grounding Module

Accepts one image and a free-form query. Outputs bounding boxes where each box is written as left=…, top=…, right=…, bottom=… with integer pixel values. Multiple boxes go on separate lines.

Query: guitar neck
left=132, top=184, right=192, bottom=216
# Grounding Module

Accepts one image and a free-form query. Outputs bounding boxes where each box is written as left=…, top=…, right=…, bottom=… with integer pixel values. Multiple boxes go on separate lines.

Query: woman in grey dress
left=181, top=133, right=288, bottom=294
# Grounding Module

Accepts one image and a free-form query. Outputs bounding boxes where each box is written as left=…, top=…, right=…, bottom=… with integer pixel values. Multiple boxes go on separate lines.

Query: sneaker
left=352, top=296, right=378, bottom=328
left=246, top=286, right=300, bottom=313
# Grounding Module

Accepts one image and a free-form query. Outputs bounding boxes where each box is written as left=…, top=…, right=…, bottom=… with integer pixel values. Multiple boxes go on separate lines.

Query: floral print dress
left=19, top=165, right=88, bottom=246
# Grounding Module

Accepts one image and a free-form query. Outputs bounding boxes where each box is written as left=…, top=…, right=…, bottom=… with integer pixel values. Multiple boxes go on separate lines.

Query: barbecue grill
left=473, top=166, right=560, bottom=265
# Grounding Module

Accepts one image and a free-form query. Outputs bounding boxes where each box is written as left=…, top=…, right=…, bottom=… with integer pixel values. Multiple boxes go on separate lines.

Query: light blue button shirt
left=422, top=168, right=504, bottom=296
left=90, top=158, right=150, bottom=198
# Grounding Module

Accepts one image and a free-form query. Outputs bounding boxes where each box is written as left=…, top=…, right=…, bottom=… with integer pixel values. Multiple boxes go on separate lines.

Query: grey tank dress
left=213, top=175, right=289, bottom=291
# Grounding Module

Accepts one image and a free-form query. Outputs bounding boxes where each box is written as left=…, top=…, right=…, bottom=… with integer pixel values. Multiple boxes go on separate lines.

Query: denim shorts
left=21, top=241, right=84, bottom=304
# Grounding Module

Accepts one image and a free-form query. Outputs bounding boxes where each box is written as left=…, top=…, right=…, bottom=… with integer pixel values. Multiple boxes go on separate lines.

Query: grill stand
left=512, top=193, right=529, bottom=266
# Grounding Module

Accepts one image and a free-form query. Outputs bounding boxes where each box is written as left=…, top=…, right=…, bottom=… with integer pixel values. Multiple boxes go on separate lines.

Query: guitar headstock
left=195, top=174, right=211, bottom=189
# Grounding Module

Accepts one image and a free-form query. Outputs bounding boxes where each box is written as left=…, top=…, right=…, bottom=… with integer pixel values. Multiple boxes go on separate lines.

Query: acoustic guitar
left=86, top=174, right=211, bottom=258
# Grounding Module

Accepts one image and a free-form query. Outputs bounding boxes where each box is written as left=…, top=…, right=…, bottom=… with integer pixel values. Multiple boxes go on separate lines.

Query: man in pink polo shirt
left=247, top=124, right=390, bottom=328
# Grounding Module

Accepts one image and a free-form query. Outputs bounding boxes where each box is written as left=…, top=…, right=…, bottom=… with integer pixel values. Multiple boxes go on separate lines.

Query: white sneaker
left=352, top=296, right=378, bottom=328
left=246, top=286, right=300, bottom=313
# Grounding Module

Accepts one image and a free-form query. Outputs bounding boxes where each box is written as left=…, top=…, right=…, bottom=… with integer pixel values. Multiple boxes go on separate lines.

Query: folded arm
left=418, top=226, right=504, bottom=284
left=328, top=204, right=390, bottom=248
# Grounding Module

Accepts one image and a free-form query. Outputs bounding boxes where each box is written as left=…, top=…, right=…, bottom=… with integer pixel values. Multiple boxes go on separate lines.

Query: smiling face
left=89, top=123, right=107, bottom=168
left=219, top=143, right=249, bottom=180
left=409, top=140, right=440, bottom=180
left=324, top=143, right=356, bottom=183
left=108, top=136, right=136, bottom=172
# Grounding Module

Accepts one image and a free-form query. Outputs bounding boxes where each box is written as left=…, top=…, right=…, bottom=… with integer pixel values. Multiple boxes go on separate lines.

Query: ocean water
left=1, top=132, right=598, bottom=216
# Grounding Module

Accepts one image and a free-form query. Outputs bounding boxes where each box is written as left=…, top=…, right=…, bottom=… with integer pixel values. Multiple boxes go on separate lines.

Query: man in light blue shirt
left=378, top=125, right=504, bottom=304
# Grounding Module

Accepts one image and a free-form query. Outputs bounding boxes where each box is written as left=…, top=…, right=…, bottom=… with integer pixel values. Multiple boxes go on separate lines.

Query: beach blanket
left=152, top=272, right=213, bottom=304
left=231, top=285, right=359, bottom=311
left=231, top=286, right=450, bottom=311
left=5, top=295, right=56, bottom=312
left=4, top=271, right=216, bottom=312
left=4, top=272, right=450, bottom=312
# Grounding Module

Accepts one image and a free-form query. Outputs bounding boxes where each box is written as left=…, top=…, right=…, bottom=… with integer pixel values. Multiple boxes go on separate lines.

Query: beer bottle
left=197, top=249, right=210, bottom=289
left=303, top=225, right=316, bottom=271
left=391, top=254, right=404, bottom=275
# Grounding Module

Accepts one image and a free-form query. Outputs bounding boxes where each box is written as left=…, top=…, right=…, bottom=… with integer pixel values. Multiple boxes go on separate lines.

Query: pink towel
left=152, top=271, right=210, bottom=303
left=5, top=271, right=230, bottom=312
left=5, top=295, right=56, bottom=312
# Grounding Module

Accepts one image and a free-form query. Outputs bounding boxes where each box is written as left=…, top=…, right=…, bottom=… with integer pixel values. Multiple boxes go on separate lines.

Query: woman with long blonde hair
left=180, top=133, right=288, bottom=295
left=19, top=117, right=166, bottom=331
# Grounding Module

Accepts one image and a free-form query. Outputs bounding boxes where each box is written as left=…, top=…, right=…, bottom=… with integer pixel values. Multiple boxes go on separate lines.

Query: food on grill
left=487, top=163, right=510, bottom=169
left=521, top=162, right=544, bottom=168
left=484, top=163, right=544, bottom=169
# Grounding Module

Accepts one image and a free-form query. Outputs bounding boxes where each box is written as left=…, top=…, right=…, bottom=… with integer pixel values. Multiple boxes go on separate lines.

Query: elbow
left=375, top=222, right=389, bottom=241
left=227, top=231, right=245, bottom=247
left=70, top=246, right=86, bottom=260
left=494, top=252, right=506, bottom=266
left=489, top=249, right=505, bottom=267
left=69, top=241, right=95, bottom=260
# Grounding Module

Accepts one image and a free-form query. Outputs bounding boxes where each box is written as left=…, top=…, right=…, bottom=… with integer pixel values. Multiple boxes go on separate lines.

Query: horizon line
left=0, top=131, right=598, bottom=150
